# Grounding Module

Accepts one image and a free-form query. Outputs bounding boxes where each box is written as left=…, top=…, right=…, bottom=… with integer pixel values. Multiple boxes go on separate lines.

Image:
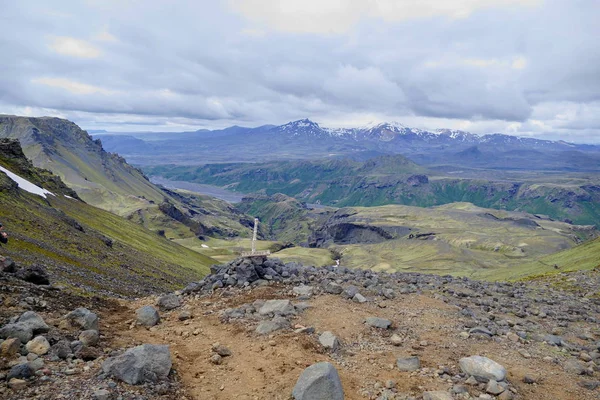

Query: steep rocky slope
left=0, top=115, right=166, bottom=216
left=0, top=139, right=214, bottom=296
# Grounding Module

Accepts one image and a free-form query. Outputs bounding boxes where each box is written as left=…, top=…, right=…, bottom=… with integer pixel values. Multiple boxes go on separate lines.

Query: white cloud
left=31, top=78, right=116, bottom=95
left=49, top=36, right=101, bottom=58
left=230, top=0, right=541, bottom=34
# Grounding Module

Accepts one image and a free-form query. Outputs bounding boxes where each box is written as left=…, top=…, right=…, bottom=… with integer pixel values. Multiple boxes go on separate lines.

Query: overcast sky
left=1, top=0, right=599, bottom=142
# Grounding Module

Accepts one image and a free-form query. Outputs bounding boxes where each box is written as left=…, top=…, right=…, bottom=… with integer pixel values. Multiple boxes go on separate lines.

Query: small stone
left=324, top=282, right=344, bottom=295
left=319, top=331, right=340, bottom=352
left=352, top=293, right=367, bottom=303
left=459, top=332, right=470, bottom=339
left=157, top=294, right=181, bottom=311
left=212, top=344, right=232, bottom=357
left=423, top=391, right=453, bottom=400
left=293, top=285, right=314, bottom=297
left=25, top=336, right=50, bottom=355
left=522, top=375, right=537, bottom=384
left=459, top=356, right=507, bottom=382
left=8, top=378, right=27, bottom=391
left=365, top=317, right=392, bottom=329
left=136, top=306, right=160, bottom=327
left=258, top=300, right=295, bottom=316
left=0, top=337, right=20, bottom=357
left=178, top=311, right=192, bottom=321
left=93, top=389, right=112, bottom=400
left=396, top=356, right=420, bottom=372
left=79, top=330, right=99, bottom=346
left=292, top=362, right=344, bottom=400
left=486, top=379, right=505, bottom=395
left=210, top=354, right=222, bottom=365
left=390, top=334, right=403, bottom=346
left=465, top=376, right=479, bottom=385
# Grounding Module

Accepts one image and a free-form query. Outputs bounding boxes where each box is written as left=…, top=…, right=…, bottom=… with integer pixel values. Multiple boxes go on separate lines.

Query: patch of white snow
left=0, top=166, right=55, bottom=198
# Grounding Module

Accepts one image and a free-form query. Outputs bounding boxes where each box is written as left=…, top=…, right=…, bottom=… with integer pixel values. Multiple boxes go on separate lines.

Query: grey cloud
left=0, top=0, right=598, bottom=142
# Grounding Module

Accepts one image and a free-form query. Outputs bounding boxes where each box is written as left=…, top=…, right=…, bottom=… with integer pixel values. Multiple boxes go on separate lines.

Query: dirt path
left=103, top=285, right=592, bottom=400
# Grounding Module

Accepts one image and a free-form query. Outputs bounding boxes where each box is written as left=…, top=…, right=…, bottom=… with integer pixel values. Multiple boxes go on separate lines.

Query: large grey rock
left=158, top=294, right=181, bottom=311
left=396, top=356, right=420, bottom=372
left=8, top=363, right=33, bottom=380
left=365, top=317, right=392, bottom=329
left=18, top=312, right=50, bottom=334
left=256, top=317, right=290, bottom=335
left=65, top=308, right=99, bottom=331
left=0, top=323, right=32, bottom=343
left=102, top=344, right=172, bottom=385
left=1, top=311, right=50, bottom=343
left=292, top=362, right=344, bottom=400
left=459, top=356, right=507, bottom=382
left=258, top=300, right=295, bottom=316
left=15, top=264, right=50, bottom=285
left=136, top=306, right=160, bottom=327
left=319, top=331, right=340, bottom=352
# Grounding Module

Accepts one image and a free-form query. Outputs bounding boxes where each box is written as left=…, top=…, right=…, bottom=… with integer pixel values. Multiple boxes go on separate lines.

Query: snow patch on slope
left=0, top=166, right=54, bottom=198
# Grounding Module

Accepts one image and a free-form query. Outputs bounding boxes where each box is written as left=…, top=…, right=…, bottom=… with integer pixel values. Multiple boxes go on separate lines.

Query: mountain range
left=96, top=118, right=600, bottom=170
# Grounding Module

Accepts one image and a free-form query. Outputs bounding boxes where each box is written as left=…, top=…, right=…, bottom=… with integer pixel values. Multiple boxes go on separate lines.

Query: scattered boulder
left=319, top=331, right=340, bottom=352
left=293, top=285, right=314, bottom=297
left=15, top=264, right=50, bottom=285
left=102, top=344, right=172, bottom=385
left=341, top=285, right=360, bottom=299
left=25, top=336, right=50, bottom=355
left=396, top=356, right=420, bottom=372
left=158, top=294, right=181, bottom=311
left=258, top=300, right=295, bottom=316
left=18, top=311, right=50, bottom=333
left=0, top=323, right=32, bottom=343
left=325, top=282, right=344, bottom=295
left=8, top=363, right=33, bottom=380
left=292, top=362, right=344, bottom=400
left=256, top=317, right=290, bottom=335
left=459, top=356, right=507, bottom=382
left=365, top=317, right=392, bottom=329
left=50, top=339, right=71, bottom=359
left=65, top=308, right=99, bottom=331
left=136, top=306, right=160, bottom=327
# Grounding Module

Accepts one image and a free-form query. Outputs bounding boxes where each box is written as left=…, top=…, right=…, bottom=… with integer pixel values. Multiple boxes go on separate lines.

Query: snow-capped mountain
left=268, top=119, right=576, bottom=150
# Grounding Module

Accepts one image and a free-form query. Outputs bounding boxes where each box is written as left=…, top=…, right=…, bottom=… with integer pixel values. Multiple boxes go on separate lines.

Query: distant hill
left=0, top=138, right=215, bottom=296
